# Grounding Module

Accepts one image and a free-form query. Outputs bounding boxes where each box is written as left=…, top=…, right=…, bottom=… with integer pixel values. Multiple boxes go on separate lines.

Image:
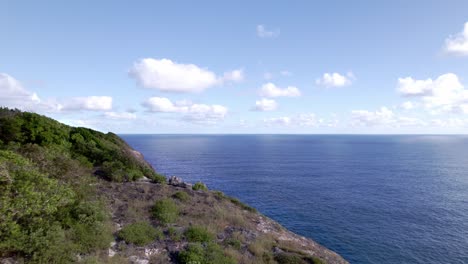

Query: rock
left=168, top=176, right=183, bottom=186
left=138, top=176, right=151, bottom=182
left=129, top=256, right=149, bottom=264
left=108, top=248, right=116, bottom=257
left=0, top=258, right=19, bottom=264
left=144, top=248, right=160, bottom=257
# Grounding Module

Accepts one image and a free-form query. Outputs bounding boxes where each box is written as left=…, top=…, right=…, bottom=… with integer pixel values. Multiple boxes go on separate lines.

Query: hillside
left=0, top=108, right=348, bottom=264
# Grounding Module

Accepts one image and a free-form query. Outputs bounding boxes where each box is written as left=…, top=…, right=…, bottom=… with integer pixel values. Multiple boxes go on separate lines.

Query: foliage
left=0, top=108, right=165, bottom=261
left=225, top=237, right=242, bottom=250
left=0, top=150, right=112, bottom=262
left=178, top=242, right=236, bottom=264
left=173, top=191, right=190, bottom=202
left=192, top=181, right=208, bottom=191
left=118, top=222, right=162, bottom=246
left=0, top=107, right=159, bottom=182
left=184, top=226, right=214, bottom=243
left=167, top=226, right=182, bottom=241
left=152, top=198, right=179, bottom=224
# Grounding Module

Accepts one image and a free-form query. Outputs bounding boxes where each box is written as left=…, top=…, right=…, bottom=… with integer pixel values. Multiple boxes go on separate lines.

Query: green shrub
left=178, top=242, right=236, bottom=264
left=184, top=226, right=214, bottom=243
left=275, top=253, right=305, bottom=264
left=148, top=171, right=166, bottom=184
left=152, top=198, right=179, bottom=224
left=173, top=191, right=190, bottom=202
left=118, top=222, right=162, bottom=246
left=167, top=226, right=182, bottom=242
left=192, top=181, right=208, bottom=191
left=225, top=238, right=242, bottom=250
left=178, top=243, right=205, bottom=263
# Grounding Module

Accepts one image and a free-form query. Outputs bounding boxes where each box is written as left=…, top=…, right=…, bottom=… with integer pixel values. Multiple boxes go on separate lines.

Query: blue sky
left=1, top=0, right=468, bottom=133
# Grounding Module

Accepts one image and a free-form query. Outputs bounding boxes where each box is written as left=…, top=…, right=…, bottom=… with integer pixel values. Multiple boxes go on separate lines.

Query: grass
left=118, top=222, right=162, bottom=246
left=178, top=242, right=236, bottom=264
left=151, top=198, right=179, bottom=224
left=184, top=226, right=215, bottom=243
left=173, top=191, right=190, bottom=202
left=192, top=181, right=208, bottom=191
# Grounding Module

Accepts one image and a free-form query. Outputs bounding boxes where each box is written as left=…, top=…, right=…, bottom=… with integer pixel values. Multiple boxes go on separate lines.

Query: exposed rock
left=168, top=176, right=183, bottom=186
left=129, top=256, right=149, bottom=264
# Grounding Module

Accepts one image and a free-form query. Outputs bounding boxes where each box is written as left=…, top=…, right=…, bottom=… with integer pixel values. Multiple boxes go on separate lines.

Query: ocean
left=121, top=135, right=468, bottom=264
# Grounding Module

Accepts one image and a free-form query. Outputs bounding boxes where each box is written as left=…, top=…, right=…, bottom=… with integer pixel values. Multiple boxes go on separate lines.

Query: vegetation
left=178, top=243, right=236, bottom=264
left=118, top=222, right=162, bottom=246
left=152, top=198, right=179, bottom=224
left=0, top=108, right=156, bottom=262
left=192, top=181, right=208, bottom=191
left=173, top=191, right=190, bottom=202
left=184, top=226, right=214, bottom=243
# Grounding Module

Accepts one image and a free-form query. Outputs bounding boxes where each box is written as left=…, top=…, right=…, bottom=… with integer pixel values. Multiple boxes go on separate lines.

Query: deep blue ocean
left=121, top=135, right=468, bottom=264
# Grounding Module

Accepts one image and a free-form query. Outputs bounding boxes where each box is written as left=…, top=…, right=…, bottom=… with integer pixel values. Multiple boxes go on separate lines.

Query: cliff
left=0, top=108, right=347, bottom=264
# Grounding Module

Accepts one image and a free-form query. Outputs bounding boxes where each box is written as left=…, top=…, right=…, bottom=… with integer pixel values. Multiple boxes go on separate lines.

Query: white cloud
left=129, top=58, right=243, bottom=93
left=316, top=72, right=354, bottom=88
left=0, top=73, right=41, bottom=109
left=401, top=101, right=417, bottom=110
left=142, top=97, right=228, bottom=124
left=61, top=96, right=113, bottom=111
left=351, top=107, right=395, bottom=126
left=397, top=73, right=468, bottom=114
left=397, top=77, right=433, bottom=96
left=252, top=98, right=278, bottom=111
left=444, top=22, right=468, bottom=56
left=222, top=69, right=244, bottom=82
left=259, top=82, right=301, bottom=98
left=104, top=111, right=137, bottom=120
left=351, top=107, right=425, bottom=127
left=256, top=25, right=280, bottom=38
left=263, top=114, right=326, bottom=127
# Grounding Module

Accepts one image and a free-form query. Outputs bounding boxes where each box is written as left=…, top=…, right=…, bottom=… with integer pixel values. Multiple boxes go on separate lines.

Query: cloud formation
left=142, top=97, right=228, bottom=124
left=397, top=73, right=468, bottom=114
left=351, top=107, right=425, bottom=127
left=104, top=111, right=137, bottom=120
left=264, top=114, right=330, bottom=127
left=444, top=22, right=468, bottom=56
left=259, top=82, right=301, bottom=97
left=61, top=96, right=113, bottom=111
left=256, top=25, right=280, bottom=38
left=252, top=98, right=278, bottom=111
left=129, top=58, right=243, bottom=93
left=316, top=72, right=354, bottom=88
left=0, top=73, right=41, bottom=109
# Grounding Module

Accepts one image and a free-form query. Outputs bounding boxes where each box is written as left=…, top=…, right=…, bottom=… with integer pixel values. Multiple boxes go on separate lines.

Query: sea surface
left=121, top=135, right=468, bottom=264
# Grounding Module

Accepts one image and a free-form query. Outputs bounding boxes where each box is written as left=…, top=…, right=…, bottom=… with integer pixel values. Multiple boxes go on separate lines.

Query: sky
left=1, top=0, right=468, bottom=134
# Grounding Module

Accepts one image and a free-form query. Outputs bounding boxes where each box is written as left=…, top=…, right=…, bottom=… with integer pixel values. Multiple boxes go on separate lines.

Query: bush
left=178, top=242, right=236, bottom=264
left=148, top=171, right=166, bottom=184
left=167, top=226, right=182, bottom=242
left=225, top=238, right=242, bottom=250
left=184, top=226, right=214, bottom=243
left=173, top=191, right=190, bottom=202
left=118, top=222, right=162, bottom=246
left=152, top=198, right=179, bottom=224
left=192, top=181, right=208, bottom=191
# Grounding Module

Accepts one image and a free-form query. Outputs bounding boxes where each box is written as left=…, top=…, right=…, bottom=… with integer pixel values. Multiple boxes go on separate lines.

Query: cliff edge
left=0, top=108, right=347, bottom=264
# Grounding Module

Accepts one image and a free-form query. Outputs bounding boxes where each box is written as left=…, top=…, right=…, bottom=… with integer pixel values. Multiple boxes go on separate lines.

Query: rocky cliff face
left=97, top=178, right=348, bottom=264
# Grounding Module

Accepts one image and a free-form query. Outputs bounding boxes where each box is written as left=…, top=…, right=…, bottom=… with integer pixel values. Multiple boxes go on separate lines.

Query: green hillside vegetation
left=0, top=108, right=163, bottom=263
